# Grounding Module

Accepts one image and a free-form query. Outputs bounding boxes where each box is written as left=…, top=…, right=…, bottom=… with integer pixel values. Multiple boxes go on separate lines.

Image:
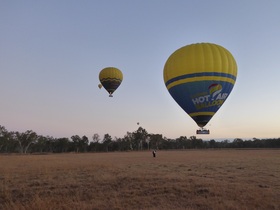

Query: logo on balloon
left=209, top=84, right=222, bottom=100
left=191, top=84, right=228, bottom=110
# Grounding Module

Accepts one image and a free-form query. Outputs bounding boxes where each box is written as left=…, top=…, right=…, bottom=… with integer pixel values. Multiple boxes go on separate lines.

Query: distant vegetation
left=0, top=125, right=279, bottom=153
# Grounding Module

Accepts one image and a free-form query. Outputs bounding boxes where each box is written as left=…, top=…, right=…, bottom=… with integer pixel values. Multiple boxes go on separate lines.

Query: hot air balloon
left=163, top=43, right=237, bottom=134
left=99, top=67, right=123, bottom=97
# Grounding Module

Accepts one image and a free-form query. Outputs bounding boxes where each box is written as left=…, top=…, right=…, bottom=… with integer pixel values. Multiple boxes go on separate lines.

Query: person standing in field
left=152, top=150, right=156, bottom=158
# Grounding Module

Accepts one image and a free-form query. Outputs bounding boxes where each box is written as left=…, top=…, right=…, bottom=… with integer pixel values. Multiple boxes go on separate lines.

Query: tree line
left=0, top=125, right=279, bottom=154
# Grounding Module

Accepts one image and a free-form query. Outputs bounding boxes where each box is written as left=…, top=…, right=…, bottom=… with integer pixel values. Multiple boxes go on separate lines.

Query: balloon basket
left=196, top=128, right=210, bottom=134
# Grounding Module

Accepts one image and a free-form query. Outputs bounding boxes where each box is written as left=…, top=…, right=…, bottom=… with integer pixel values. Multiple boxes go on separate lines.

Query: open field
left=0, top=149, right=280, bottom=210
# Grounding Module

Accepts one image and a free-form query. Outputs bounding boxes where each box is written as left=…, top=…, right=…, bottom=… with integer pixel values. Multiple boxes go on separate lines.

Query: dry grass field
left=0, top=149, right=279, bottom=210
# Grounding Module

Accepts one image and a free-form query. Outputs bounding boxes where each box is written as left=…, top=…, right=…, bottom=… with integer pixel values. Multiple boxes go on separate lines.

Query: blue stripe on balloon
left=165, top=72, right=236, bottom=87
left=167, top=80, right=235, bottom=126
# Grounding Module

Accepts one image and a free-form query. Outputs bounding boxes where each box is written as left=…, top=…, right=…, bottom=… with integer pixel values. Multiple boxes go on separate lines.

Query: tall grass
left=0, top=149, right=279, bottom=210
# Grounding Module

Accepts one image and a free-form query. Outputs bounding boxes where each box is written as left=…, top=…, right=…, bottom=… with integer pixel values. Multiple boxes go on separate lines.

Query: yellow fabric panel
left=163, top=43, right=238, bottom=83
left=189, top=112, right=215, bottom=117
left=99, top=67, right=123, bottom=81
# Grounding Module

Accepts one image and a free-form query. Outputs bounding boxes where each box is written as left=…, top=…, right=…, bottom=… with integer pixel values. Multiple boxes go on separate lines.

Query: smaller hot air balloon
left=99, top=67, right=123, bottom=97
left=98, top=84, right=102, bottom=89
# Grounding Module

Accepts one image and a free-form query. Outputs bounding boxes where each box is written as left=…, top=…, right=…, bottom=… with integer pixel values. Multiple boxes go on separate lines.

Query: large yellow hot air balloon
left=163, top=43, right=237, bottom=134
left=99, top=67, right=123, bottom=97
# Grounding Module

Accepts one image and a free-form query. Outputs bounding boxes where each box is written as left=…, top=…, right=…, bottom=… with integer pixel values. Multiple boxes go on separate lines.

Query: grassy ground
left=0, top=149, right=279, bottom=210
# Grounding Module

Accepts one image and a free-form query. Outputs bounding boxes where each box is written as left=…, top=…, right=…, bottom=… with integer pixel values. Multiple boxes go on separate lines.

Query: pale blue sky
left=1, top=0, right=280, bottom=140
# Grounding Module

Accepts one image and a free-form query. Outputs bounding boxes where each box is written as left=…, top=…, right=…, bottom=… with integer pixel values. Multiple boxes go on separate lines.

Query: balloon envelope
left=163, top=43, right=237, bottom=128
left=99, top=67, right=123, bottom=97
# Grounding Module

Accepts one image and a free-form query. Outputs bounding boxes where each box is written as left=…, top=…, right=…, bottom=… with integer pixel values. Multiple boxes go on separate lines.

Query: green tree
left=0, top=125, right=9, bottom=152
left=15, top=130, right=38, bottom=153
left=175, top=136, right=188, bottom=149
left=233, top=138, right=244, bottom=148
left=189, top=136, right=203, bottom=149
left=54, top=137, right=70, bottom=152
left=123, top=132, right=134, bottom=150
left=133, top=127, right=148, bottom=150
left=102, top=134, right=113, bottom=152
left=89, top=133, right=101, bottom=152
left=209, top=139, right=216, bottom=148
left=149, top=134, right=163, bottom=150
left=45, top=136, right=55, bottom=152
left=81, top=136, right=89, bottom=152
left=71, top=135, right=89, bottom=152
left=31, top=135, right=48, bottom=153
